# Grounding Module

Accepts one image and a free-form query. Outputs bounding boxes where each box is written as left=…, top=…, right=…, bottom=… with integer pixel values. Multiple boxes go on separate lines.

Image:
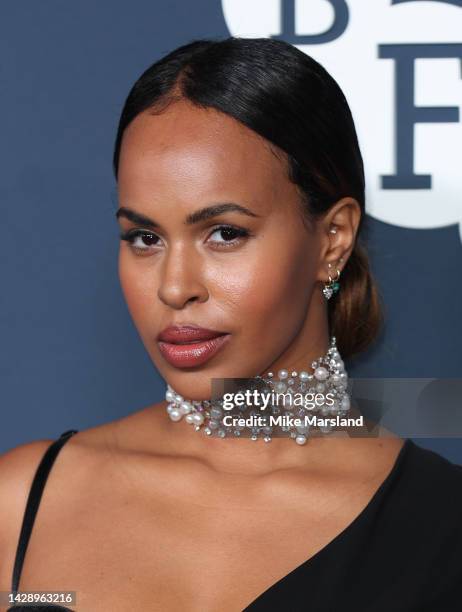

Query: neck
left=261, top=312, right=331, bottom=378
left=158, top=411, right=359, bottom=476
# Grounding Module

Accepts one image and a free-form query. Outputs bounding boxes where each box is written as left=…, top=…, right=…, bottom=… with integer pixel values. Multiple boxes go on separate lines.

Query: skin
left=117, top=99, right=353, bottom=397
left=0, top=98, right=404, bottom=611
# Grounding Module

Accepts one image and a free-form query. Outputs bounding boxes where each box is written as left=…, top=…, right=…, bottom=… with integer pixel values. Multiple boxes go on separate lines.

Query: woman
left=1, top=37, right=461, bottom=612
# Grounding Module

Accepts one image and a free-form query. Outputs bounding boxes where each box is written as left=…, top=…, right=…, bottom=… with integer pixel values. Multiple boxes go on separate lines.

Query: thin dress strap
left=11, top=429, right=79, bottom=595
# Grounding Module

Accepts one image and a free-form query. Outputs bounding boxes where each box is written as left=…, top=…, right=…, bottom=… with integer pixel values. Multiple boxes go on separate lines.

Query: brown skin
left=0, top=99, right=403, bottom=611
left=117, top=98, right=354, bottom=396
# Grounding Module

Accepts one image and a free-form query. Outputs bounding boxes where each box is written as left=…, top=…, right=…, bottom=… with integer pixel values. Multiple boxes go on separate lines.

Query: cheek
left=118, top=233, right=317, bottom=364
left=212, top=237, right=316, bottom=342
left=118, top=250, right=157, bottom=329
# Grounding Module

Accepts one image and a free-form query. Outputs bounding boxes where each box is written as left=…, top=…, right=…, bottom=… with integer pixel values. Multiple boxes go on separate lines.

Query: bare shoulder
left=0, top=438, right=55, bottom=590
left=0, top=438, right=55, bottom=523
left=0, top=403, right=164, bottom=591
left=0, top=400, right=167, bottom=517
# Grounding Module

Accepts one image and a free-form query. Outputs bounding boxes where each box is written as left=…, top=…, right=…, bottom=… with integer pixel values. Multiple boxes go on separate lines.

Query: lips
left=157, top=325, right=230, bottom=368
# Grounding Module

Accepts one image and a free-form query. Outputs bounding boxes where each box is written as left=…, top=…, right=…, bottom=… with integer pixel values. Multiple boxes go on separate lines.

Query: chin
left=163, top=363, right=249, bottom=402
left=160, top=371, right=214, bottom=401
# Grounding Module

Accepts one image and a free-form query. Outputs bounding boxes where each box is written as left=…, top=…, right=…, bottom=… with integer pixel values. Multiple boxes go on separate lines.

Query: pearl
left=168, top=409, right=182, bottom=422
left=192, top=412, right=204, bottom=425
left=180, top=401, right=193, bottom=415
left=314, top=366, right=329, bottom=381
left=163, top=334, right=350, bottom=444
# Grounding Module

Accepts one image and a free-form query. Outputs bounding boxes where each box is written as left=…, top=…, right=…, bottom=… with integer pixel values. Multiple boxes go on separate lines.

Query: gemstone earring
left=323, top=259, right=343, bottom=300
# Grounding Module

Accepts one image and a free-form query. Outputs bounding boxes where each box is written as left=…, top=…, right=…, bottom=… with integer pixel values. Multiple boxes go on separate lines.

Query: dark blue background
left=1, top=1, right=461, bottom=463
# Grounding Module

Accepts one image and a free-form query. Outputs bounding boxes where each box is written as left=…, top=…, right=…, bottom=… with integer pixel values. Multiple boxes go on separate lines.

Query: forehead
left=117, top=99, right=290, bottom=207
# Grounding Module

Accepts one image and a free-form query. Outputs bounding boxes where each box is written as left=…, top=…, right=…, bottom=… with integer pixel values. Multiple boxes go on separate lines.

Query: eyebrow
left=115, top=203, right=260, bottom=228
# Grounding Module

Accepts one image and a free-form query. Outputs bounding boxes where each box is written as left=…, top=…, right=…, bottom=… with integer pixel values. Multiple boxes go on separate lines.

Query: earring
left=323, top=259, right=343, bottom=300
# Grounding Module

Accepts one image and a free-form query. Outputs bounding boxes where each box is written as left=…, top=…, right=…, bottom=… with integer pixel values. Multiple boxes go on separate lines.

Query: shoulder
left=394, top=440, right=462, bottom=569
left=0, top=423, right=115, bottom=539
left=0, top=438, right=55, bottom=523
left=0, top=438, right=54, bottom=589
left=398, top=440, right=462, bottom=516
left=405, top=443, right=462, bottom=606
left=404, top=439, right=462, bottom=493
left=0, top=424, right=116, bottom=591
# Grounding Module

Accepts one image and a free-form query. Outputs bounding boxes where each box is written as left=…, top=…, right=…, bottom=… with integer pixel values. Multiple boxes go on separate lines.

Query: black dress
left=6, top=431, right=462, bottom=611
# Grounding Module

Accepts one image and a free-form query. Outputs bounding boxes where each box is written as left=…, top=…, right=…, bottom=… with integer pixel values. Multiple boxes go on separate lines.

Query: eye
left=119, top=224, right=251, bottom=255
left=207, top=225, right=250, bottom=248
left=120, top=229, right=162, bottom=254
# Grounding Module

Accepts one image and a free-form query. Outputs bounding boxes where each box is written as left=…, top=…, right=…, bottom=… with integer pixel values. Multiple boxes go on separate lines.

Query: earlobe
left=322, top=258, right=344, bottom=300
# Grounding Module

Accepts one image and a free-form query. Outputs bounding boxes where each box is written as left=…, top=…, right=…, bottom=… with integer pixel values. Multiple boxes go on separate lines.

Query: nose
left=157, top=243, right=209, bottom=310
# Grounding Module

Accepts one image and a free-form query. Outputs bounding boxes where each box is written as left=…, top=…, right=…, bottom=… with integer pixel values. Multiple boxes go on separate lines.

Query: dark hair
left=113, top=37, right=383, bottom=360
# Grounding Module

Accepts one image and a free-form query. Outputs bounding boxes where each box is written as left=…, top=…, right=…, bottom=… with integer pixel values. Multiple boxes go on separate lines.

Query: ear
left=316, top=197, right=362, bottom=282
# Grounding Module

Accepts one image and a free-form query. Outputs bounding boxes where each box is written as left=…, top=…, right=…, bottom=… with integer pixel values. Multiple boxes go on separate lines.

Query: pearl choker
left=165, top=336, right=351, bottom=445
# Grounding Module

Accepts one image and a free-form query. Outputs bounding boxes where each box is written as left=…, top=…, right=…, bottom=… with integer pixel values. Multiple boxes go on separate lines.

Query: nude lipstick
left=157, top=325, right=230, bottom=368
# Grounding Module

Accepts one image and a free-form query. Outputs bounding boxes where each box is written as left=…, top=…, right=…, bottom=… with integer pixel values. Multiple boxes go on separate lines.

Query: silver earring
left=323, top=259, right=342, bottom=300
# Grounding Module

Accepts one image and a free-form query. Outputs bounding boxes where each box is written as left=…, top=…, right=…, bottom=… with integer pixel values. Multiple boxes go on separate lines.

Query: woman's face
left=116, top=99, right=325, bottom=399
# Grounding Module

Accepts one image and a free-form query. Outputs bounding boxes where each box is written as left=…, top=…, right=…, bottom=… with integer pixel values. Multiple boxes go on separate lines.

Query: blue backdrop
left=1, top=1, right=461, bottom=463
